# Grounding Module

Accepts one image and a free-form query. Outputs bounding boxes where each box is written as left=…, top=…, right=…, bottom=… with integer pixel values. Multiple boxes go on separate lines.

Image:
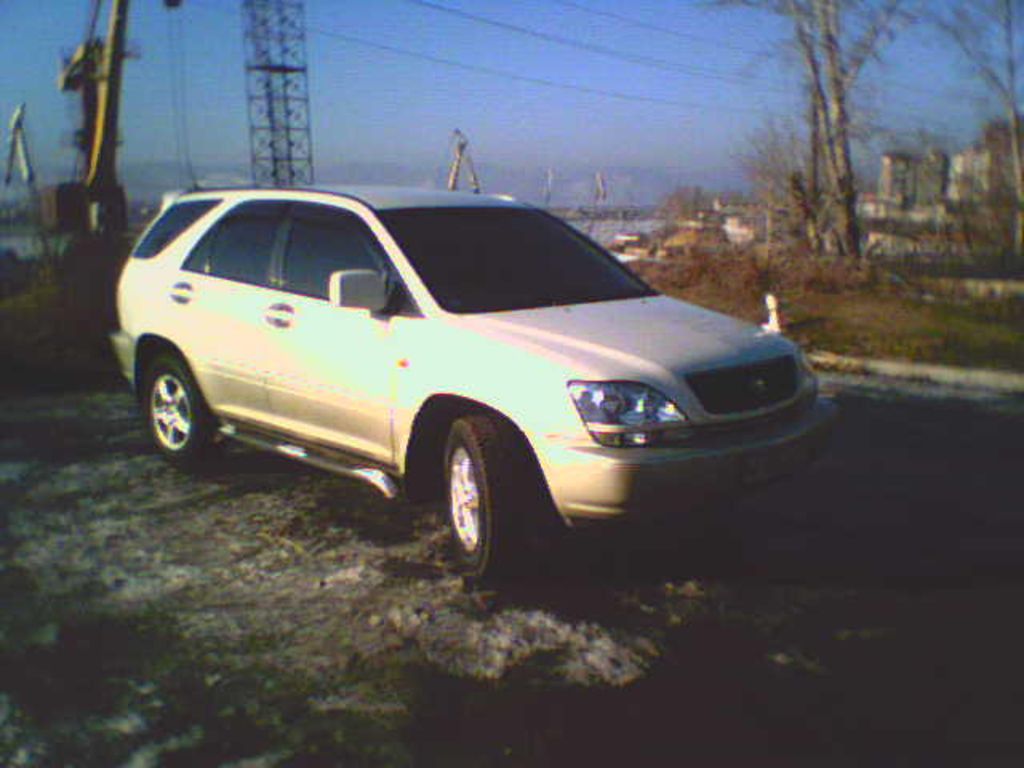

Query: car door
left=174, top=200, right=288, bottom=423
left=262, top=202, right=401, bottom=465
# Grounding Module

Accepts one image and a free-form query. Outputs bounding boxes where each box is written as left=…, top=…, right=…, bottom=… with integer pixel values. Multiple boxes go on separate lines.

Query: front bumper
left=540, top=397, right=838, bottom=522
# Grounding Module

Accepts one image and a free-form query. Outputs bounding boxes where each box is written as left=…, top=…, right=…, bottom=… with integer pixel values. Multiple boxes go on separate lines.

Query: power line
left=543, top=0, right=959, bottom=102
left=190, top=0, right=950, bottom=139
left=191, top=0, right=755, bottom=112
left=547, top=0, right=767, bottom=55
left=309, top=25, right=728, bottom=112
left=165, top=9, right=197, bottom=188
left=399, top=0, right=793, bottom=95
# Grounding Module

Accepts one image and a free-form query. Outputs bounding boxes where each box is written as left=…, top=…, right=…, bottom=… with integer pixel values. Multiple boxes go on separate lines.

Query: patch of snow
left=0, top=461, right=33, bottom=485
left=416, top=607, right=654, bottom=686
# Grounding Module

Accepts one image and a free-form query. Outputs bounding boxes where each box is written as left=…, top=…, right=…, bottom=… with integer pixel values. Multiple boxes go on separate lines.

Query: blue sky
left=0, top=0, right=1004, bottom=204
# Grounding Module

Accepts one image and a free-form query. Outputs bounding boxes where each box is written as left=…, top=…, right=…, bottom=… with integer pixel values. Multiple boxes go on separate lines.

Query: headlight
left=567, top=381, right=688, bottom=447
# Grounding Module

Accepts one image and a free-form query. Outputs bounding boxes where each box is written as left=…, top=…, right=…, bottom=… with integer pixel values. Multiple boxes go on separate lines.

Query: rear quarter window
left=132, top=199, right=221, bottom=260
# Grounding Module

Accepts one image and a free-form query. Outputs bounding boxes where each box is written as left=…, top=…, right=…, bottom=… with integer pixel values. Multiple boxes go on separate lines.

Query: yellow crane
left=49, top=0, right=134, bottom=233
left=51, top=0, right=313, bottom=230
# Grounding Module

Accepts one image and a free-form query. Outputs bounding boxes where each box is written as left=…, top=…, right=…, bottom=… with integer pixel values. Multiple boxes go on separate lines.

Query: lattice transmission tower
left=241, top=0, right=314, bottom=187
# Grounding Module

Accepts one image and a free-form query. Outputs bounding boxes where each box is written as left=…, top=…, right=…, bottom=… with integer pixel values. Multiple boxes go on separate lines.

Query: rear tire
left=143, top=353, right=216, bottom=469
left=444, top=415, right=541, bottom=581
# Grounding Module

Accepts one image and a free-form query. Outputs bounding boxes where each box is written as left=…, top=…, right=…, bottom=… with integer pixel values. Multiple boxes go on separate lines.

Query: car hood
left=449, top=295, right=796, bottom=381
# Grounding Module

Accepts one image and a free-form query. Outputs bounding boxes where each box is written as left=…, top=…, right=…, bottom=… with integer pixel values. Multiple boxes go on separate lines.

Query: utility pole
left=242, top=0, right=314, bottom=187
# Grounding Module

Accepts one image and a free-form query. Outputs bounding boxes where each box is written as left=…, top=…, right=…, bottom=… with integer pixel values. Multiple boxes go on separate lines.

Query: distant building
left=872, top=119, right=1022, bottom=219
left=663, top=214, right=727, bottom=248
left=662, top=200, right=769, bottom=248
left=879, top=152, right=916, bottom=208
left=723, top=213, right=763, bottom=245
left=949, top=145, right=992, bottom=203
left=858, top=192, right=883, bottom=219
left=948, top=120, right=1023, bottom=205
left=877, top=150, right=948, bottom=210
left=917, top=149, right=949, bottom=206
left=863, top=121, right=1024, bottom=256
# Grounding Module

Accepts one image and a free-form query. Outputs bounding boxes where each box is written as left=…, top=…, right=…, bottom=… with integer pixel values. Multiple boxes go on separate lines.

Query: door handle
left=264, top=302, right=295, bottom=329
left=169, top=281, right=194, bottom=305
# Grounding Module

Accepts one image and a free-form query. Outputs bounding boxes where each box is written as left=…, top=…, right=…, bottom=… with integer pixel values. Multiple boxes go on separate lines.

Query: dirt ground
left=2, top=374, right=1023, bottom=766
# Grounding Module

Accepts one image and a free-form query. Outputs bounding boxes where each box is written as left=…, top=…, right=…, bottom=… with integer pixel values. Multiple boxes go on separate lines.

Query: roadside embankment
left=809, top=351, right=1024, bottom=394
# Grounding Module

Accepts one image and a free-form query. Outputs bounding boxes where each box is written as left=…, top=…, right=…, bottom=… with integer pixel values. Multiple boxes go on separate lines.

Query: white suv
left=113, top=187, right=836, bottom=577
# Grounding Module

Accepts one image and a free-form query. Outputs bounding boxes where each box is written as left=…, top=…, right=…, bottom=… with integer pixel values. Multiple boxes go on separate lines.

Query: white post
left=761, top=293, right=782, bottom=334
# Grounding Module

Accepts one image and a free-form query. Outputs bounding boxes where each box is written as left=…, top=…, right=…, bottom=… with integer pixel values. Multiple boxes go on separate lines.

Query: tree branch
left=844, top=0, right=906, bottom=88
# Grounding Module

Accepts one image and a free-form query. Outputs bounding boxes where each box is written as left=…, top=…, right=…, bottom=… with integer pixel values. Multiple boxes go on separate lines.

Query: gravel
left=3, top=375, right=1023, bottom=765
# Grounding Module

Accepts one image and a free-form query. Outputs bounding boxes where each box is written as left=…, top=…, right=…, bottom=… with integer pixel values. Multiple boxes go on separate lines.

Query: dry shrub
left=768, top=251, right=877, bottom=295
left=654, top=246, right=766, bottom=293
left=635, top=245, right=876, bottom=301
left=0, top=234, right=129, bottom=391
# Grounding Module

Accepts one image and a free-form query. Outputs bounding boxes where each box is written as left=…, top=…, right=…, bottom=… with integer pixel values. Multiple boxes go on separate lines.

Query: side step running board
left=219, top=424, right=400, bottom=499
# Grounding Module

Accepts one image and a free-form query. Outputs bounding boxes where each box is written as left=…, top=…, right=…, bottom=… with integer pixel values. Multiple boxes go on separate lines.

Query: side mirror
left=328, top=269, right=389, bottom=313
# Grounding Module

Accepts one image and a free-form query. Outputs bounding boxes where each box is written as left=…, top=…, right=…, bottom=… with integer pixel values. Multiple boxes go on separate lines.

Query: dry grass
left=0, top=235, right=127, bottom=392
left=631, top=246, right=1024, bottom=372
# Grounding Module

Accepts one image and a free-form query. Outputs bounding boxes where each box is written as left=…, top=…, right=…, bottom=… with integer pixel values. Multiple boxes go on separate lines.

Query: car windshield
left=377, top=207, right=657, bottom=314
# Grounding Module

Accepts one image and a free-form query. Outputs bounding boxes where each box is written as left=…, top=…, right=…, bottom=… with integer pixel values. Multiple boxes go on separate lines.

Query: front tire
left=143, top=354, right=216, bottom=469
left=444, top=415, right=535, bottom=580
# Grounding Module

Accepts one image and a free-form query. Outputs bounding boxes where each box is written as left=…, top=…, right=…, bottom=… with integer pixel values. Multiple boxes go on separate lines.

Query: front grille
left=685, top=355, right=798, bottom=415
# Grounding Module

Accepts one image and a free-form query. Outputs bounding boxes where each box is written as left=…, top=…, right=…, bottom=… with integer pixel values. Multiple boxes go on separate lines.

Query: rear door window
left=183, top=201, right=286, bottom=287
left=280, top=203, right=387, bottom=299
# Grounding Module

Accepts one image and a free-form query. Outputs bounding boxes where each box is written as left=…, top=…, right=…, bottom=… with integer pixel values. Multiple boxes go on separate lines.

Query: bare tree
left=658, top=186, right=709, bottom=221
left=723, top=0, right=907, bottom=260
left=936, top=0, right=1024, bottom=266
left=739, top=118, right=822, bottom=249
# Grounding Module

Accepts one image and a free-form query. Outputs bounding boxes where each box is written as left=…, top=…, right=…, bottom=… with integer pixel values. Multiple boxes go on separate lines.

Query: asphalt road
left=713, top=376, right=1024, bottom=585
left=2, top=375, right=1023, bottom=766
